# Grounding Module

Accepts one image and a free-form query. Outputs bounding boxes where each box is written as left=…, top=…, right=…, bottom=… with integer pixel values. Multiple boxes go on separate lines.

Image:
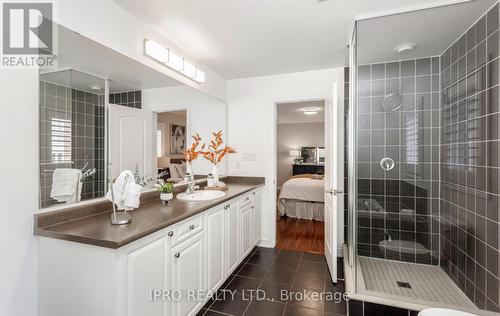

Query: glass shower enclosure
left=347, top=1, right=500, bottom=314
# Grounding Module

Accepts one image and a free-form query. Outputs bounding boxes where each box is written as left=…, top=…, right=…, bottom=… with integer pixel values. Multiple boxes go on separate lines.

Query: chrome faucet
left=184, top=173, right=199, bottom=194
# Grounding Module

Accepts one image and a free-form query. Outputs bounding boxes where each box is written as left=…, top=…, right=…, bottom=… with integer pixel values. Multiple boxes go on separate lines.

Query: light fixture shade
left=143, top=38, right=206, bottom=83
left=289, top=149, right=300, bottom=157
left=166, top=51, right=184, bottom=71
left=144, top=40, right=169, bottom=63
left=194, top=69, right=206, bottom=83
left=181, top=60, right=197, bottom=78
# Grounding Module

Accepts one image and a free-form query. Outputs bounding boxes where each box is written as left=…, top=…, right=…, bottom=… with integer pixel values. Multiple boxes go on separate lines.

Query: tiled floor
left=198, top=247, right=347, bottom=316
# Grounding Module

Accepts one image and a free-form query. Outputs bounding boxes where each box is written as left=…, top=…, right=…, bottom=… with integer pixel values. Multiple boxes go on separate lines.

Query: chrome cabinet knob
left=168, top=231, right=174, bottom=237
left=174, top=252, right=180, bottom=258
left=189, top=224, right=195, bottom=230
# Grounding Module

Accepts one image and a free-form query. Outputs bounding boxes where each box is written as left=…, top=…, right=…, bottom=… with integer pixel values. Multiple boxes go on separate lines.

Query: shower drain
left=396, top=281, right=412, bottom=289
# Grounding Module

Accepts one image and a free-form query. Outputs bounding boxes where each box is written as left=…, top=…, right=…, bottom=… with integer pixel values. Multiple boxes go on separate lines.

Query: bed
left=278, top=175, right=325, bottom=221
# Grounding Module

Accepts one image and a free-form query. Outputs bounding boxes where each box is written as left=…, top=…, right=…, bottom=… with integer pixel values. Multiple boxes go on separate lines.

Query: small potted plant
left=157, top=181, right=174, bottom=204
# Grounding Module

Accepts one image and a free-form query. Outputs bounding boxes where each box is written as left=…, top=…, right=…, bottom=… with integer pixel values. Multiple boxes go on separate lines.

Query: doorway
left=155, top=109, right=188, bottom=183
left=275, top=100, right=326, bottom=254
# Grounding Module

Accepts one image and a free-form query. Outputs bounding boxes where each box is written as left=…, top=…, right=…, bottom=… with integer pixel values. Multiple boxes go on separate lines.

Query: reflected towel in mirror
left=50, top=169, right=82, bottom=203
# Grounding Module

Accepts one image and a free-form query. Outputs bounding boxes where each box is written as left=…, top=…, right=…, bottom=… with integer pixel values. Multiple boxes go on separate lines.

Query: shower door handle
left=326, top=189, right=343, bottom=195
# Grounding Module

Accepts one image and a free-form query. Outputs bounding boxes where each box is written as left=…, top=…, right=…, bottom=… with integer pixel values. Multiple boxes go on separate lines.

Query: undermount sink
left=176, top=190, right=226, bottom=202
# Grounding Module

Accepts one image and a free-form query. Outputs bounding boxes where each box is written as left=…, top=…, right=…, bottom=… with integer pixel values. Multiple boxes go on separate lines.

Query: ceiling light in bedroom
left=395, top=43, right=416, bottom=54
left=303, top=107, right=320, bottom=115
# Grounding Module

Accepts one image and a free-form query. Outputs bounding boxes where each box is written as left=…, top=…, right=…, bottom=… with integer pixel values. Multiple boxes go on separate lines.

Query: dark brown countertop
left=34, top=176, right=265, bottom=249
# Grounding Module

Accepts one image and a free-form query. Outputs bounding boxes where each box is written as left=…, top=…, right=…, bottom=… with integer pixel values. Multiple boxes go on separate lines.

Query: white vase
left=211, top=164, right=219, bottom=185
left=186, top=161, right=193, bottom=180
left=160, top=192, right=173, bottom=204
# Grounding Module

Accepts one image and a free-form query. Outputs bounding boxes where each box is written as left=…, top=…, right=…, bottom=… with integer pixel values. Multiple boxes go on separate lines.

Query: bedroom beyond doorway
left=275, top=100, right=326, bottom=254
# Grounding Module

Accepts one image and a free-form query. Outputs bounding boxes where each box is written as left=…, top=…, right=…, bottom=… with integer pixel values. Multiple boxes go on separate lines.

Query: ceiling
left=113, top=0, right=494, bottom=79
left=277, top=100, right=325, bottom=124
left=357, top=0, right=496, bottom=64
left=40, top=69, right=108, bottom=94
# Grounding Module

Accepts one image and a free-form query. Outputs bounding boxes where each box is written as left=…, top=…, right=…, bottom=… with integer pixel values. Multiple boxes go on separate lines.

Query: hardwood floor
left=276, top=216, right=324, bottom=254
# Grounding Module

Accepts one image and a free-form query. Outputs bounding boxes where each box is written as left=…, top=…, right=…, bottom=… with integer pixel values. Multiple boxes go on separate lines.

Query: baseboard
left=257, top=239, right=275, bottom=248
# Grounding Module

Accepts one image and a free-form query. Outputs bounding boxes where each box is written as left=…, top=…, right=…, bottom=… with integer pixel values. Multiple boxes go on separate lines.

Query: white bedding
left=278, top=177, right=325, bottom=220
left=278, top=178, right=325, bottom=203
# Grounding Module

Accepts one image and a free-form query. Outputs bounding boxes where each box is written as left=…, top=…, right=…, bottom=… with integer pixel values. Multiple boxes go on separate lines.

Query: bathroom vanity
left=35, top=177, right=264, bottom=316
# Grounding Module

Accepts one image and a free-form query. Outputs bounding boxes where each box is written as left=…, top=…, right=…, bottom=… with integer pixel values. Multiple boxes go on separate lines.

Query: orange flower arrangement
left=184, top=133, right=206, bottom=162
left=201, top=131, right=236, bottom=164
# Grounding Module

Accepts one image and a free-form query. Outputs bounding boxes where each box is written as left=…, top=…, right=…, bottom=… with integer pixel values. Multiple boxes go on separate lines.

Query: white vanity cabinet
left=38, top=188, right=262, bottom=316
left=205, top=206, right=226, bottom=293
left=224, top=200, right=240, bottom=275
left=127, top=237, right=168, bottom=316
left=238, top=191, right=258, bottom=260
left=170, top=231, right=205, bottom=316
left=252, top=191, right=262, bottom=246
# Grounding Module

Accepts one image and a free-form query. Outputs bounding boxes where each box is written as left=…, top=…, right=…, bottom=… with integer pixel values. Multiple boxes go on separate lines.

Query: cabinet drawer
left=238, top=192, right=255, bottom=209
left=169, top=214, right=203, bottom=247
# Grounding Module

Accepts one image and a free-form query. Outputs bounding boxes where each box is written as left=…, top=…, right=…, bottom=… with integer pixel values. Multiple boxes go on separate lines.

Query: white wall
left=143, top=85, right=228, bottom=177
left=276, top=122, right=324, bottom=187
left=0, top=70, right=39, bottom=316
left=55, top=0, right=226, bottom=102
left=0, top=2, right=227, bottom=315
left=227, top=67, right=344, bottom=248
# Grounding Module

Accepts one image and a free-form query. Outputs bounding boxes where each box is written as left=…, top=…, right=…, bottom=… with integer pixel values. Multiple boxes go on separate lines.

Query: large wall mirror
left=38, top=22, right=227, bottom=210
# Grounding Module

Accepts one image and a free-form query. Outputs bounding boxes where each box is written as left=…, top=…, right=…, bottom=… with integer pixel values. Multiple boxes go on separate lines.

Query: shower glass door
left=348, top=1, right=499, bottom=313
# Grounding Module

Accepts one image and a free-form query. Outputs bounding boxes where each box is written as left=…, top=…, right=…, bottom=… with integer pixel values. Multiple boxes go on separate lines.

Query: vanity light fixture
left=303, top=107, right=320, bottom=115
left=144, top=40, right=169, bottom=63
left=144, top=39, right=206, bottom=83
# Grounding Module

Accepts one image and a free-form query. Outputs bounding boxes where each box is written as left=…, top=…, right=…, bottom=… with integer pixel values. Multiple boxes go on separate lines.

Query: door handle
left=326, top=189, right=344, bottom=195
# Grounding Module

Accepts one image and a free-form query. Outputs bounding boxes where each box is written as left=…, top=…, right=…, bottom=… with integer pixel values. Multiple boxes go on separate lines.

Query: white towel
left=122, top=182, right=142, bottom=209
left=50, top=169, right=82, bottom=203
left=106, top=170, right=142, bottom=210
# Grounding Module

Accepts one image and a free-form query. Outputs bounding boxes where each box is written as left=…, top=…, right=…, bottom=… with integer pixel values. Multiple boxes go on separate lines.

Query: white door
left=224, top=201, right=239, bottom=275
left=324, top=82, right=344, bottom=282
left=170, top=233, right=205, bottom=316
left=109, top=104, right=154, bottom=179
left=127, top=238, right=166, bottom=316
left=206, top=207, right=225, bottom=293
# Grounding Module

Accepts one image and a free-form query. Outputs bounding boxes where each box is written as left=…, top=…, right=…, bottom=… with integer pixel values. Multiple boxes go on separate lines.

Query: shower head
left=383, top=93, right=402, bottom=111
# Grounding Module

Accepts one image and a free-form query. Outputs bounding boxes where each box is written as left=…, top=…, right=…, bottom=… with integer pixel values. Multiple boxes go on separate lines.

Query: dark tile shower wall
left=71, top=89, right=105, bottom=201
left=109, top=90, right=142, bottom=109
left=39, top=81, right=105, bottom=208
left=439, top=3, right=500, bottom=312
left=356, top=57, right=441, bottom=264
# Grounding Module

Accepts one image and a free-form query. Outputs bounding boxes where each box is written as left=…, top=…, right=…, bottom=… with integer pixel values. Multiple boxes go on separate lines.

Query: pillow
left=177, top=161, right=187, bottom=178
left=169, top=164, right=179, bottom=179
